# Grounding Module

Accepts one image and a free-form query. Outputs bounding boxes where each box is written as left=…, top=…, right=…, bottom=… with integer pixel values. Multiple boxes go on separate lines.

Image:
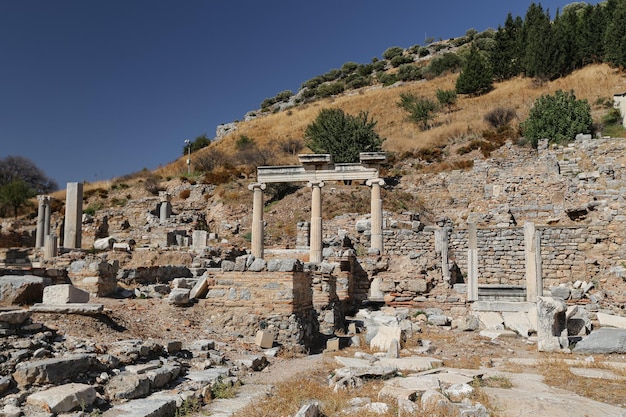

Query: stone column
left=524, top=222, right=543, bottom=302
left=63, top=182, right=83, bottom=249
left=159, top=192, right=172, bottom=223
left=366, top=178, right=385, bottom=255
left=43, top=234, right=58, bottom=259
left=435, top=224, right=451, bottom=285
left=467, top=222, right=479, bottom=302
left=248, top=182, right=266, bottom=259
left=308, top=180, right=325, bottom=263
left=35, top=195, right=51, bottom=248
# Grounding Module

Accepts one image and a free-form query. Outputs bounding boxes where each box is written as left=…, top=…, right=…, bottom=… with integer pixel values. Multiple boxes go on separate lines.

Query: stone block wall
left=201, top=271, right=318, bottom=347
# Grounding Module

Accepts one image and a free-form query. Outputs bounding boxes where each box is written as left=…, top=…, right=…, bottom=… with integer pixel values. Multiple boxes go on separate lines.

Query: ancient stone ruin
left=1, top=137, right=626, bottom=415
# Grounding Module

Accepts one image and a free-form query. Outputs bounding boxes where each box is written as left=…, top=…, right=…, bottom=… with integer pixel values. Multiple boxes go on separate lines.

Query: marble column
left=366, top=178, right=385, bottom=254
left=308, top=180, right=324, bottom=263
left=524, top=222, right=543, bottom=302
left=467, top=222, right=479, bottom=302
left=63, top=182, right=83, bottom=249
left=43, top=234, right=58, bottom=259
left=159, top=192, right=172, bottom=223
left=35, top=195, right=51, bottom=248
left=248, top=182, right=266, bottom=258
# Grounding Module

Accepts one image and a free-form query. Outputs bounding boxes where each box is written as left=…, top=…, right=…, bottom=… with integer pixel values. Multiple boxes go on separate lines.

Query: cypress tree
left=455, top=45, right=493, bottom=96
left=604, top=0, right=626, bottom=68
left=522, top=3, right=554, bottom=79
left=491, top=13, right=523, bottom=81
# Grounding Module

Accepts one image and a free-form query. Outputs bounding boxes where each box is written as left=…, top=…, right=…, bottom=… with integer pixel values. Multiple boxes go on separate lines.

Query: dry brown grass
left=539, top=358, right=626, bottom=406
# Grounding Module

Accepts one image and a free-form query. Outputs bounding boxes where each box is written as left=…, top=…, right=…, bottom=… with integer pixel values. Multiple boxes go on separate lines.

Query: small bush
left=397, top=64, right=422, bottom=82
left=390, top=54, right=413, bottom=68
left=377, top=72, right=397, bottom=86
left=144, top=175, right=162, bottom=195
left=316, top=82, right=345, bottom=98
left=425, top=52, right=462, bottom=77
left=382, top=46, right=404, bottom=60
left=485, top=107, right=517, bottom=129
left=179, top=189, right=191, bottom=199
left=415, top=146, right=445, bottom=163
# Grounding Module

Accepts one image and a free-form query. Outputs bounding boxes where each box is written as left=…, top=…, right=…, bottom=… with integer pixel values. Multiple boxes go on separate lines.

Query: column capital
left=366, top=178, right=385, bottom=187
left=37, top=195, right=51, bottom=204
left=307, top=180, right=325, bottom=188
left=159, top=191, right=171, bottom=202
left=248, top=182, right=267, bottom=191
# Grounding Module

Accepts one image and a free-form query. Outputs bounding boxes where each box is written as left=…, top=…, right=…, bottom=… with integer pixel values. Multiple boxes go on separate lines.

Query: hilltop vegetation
left=157, top=1, right=626, bottom=183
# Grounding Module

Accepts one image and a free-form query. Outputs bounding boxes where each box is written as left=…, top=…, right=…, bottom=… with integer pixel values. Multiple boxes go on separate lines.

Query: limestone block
left=537, top=296, right=568, bottom=352
left=295, top=402, right=320, bottom=417
left=248, top=258, right=267, bottom=272
left=94, top=237, right=116, bottom=250
left=255, top=330, right=275, bottom=349
left=12, top=354, right=96, bottom=387
left=190, top=275, right=209, bottom=299
left=377, top=357, right=443, bottom=372
left=502, top=311, right=534, bottom=337
left=475, top=311, right=504, bottom=330
left=596, top=312, right=626, bottom=329
left=30, top=303, right=103, bottom=314
left=326, top=337, right=340, bottom=352
left=0, top=275, right=49, bottom=306
left=26, top=383, right=96, bottom=413
left=235, top=355, right=268, bottom=371
left=0, top=309, right=31, bottom=325
left=102, top=395, right=177, bottom=417
left=171, top=278, right=196, bottom=289
left=550, top=286, right=571, bottom=299
left=444, top=383, right=474, bottom=402
left=42, top=284, right=89, bottom=304
left=267, top=258, right=302, bottom=272
left=573, top=328, right=626, bottom=354
left=168, top=288, right=190, bottom=306
left=370, top=325, right=402, bottom=352
left=105, top=372, right=151, bottom=401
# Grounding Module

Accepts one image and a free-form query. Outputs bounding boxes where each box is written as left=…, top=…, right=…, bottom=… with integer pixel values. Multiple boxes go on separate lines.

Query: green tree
left=455, top=45, right=493, bottom=96
left=397, top=93, right=439, bottom=130
left=522, top=3, right=554, bottom=79
left=0, top=179, right=36, bottom=218
left=491, top=14, right=524, bottom=81
left=521, top=89, right=593, bottom=148
left=436, top=89, right=457, bottom=112
left=0, top=155, right=58, bottom=193
left=604, top=0, right=626, bottom=68
left=304, top=108, right=385, bottom=163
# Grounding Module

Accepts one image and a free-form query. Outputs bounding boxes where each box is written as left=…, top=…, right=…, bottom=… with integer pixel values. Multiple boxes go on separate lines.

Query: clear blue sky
left=0, top=1, right=598, bottom=188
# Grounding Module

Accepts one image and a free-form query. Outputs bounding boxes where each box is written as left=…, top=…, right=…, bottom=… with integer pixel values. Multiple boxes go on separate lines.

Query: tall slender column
left=467, top=222, right=479, bottom=302
left=308, top=180, right=324, bottom=263
left=35, top=195, right=48, bottom=248
left=43, top=199, right=51, bottom=240
left=63, top=182, right=83, bottom=249
left=248, top=182, right=266, bottom=258
left=524, top=222, right=543, bottom=302
left=366, top=178, right=385, bottom=254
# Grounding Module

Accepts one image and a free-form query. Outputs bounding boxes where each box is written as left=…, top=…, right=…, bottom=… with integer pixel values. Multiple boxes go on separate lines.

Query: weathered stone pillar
left=296, top=221, right=310, bottom=249
left=159, top=192, right=172, bottom=223
left=248, top=182, right=266, bottom=258
left=63, top=182, right=83, bottom=249
left=43, top=234, right=58, bottom=259
left=366, top=178, right=385, bottom=254
left=537, top=296, right=568, bottom=352
left=467, top=222, right=478, bottom=302
left=308, top=180, right=324, bottom=263
left=35, top=195, right=51, bottom=248
left=524, top=222, right=543, bottom=302
left=435, top=223, right=451, bottom=285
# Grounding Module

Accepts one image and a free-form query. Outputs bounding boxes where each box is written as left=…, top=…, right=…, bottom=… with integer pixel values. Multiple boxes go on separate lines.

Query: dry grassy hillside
left=157, top=63, right=625, bottom=178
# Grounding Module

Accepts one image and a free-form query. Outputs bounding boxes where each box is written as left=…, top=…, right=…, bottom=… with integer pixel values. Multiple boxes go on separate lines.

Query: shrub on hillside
left=397, top=93, right=439, bottom=130
left=397, top=64, right=422, bottom=82
left=179, top=189, right=191, bottom=200
left=372, top=60, right=387, bottom=72
left=382, top=46, right=404, bottom=60
left=316, top=82, right=345, bottom=98
left=304, top=108, right=385, bottom=163
left=484, top=107, right=517, bottom=129
left=390, top=55, right=414, bottom=68
left=521, top=89, right=592, bottom=148
left=425, top=52, right=462, bottom=77
left=143, top=175, right=162, bottom=195
left=377, top=72, right=397, bottom=86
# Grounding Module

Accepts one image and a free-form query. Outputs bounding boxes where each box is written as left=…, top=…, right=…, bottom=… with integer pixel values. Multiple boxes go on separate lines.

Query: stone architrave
left=524, top=222, right=543, bottom=302
left=308, top=180, right=325, bottom=263
left=253, top=153, right=386, bottom=260
left=537, top=296, right=568, bottom=352
left=63, top=182, right=83, bottom=249
left=248, top=182, right=266, bottom=258
left=159, top=192, right=172, bottom=223
left=467, top=223, right=478, bottom=302
left=35, top=195, right=52, bottom=248
left=366, top=178, right=385, bottom=254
